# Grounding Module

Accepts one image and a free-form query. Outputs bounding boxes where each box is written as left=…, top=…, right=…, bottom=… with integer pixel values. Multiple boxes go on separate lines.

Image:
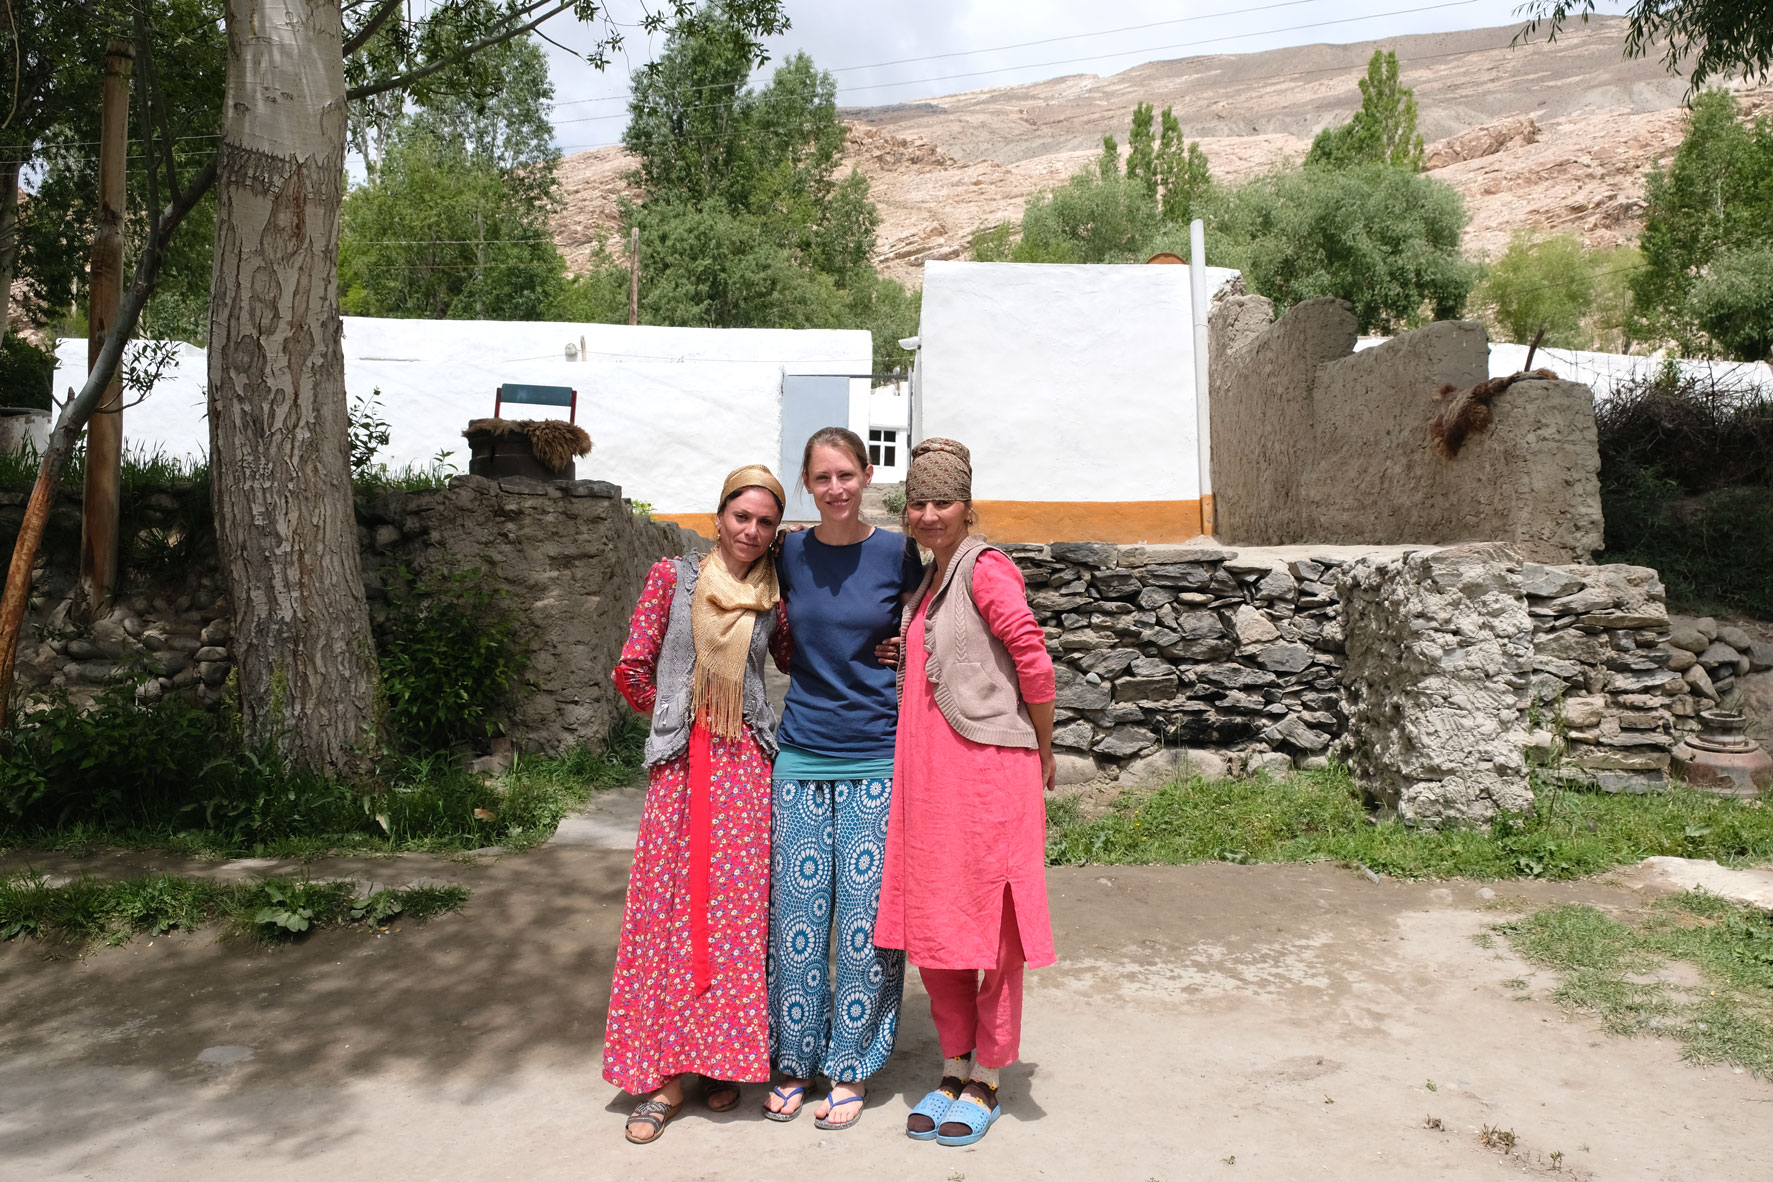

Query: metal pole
left=627, top=227, right=640, bottom=326
left=79, top=40, right=134, bottom=620
left=1189, top=218, right=1214, bottom=539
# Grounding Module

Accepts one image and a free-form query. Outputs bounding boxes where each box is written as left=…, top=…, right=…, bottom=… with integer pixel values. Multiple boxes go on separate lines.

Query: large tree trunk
left=0, top=159, right=20, bottom=344
left=209, top=0, right=377, bottom=776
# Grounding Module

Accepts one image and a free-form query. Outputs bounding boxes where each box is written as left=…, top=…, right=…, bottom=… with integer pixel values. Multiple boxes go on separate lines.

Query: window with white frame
left=868, top=428, right=898, bottom=468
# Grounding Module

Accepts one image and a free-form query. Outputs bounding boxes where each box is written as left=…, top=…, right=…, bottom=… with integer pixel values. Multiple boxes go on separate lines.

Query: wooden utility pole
left=78, top=40, right=133, bottom=621
left=627, top=227, right=640, bottom=326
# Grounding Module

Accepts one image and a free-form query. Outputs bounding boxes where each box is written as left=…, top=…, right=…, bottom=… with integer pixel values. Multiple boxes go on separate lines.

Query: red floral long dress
left=603, top=557, right=792, bottom=1095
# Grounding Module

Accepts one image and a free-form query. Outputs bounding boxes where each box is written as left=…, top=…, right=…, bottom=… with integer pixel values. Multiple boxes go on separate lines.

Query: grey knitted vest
left=642, top=553, right=779, bottom=769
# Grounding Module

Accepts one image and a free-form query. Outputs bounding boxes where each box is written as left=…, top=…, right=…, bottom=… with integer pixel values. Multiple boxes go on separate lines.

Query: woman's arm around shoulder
left=611, top=557, right=679, bottom=715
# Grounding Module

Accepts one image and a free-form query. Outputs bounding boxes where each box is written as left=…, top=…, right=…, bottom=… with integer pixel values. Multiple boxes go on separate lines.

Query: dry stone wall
left=7, top=475, right=694, bottom=756
left=1005, top=540, right=1708, bottom=823
left=1004, top=541, right=1350, bottom=787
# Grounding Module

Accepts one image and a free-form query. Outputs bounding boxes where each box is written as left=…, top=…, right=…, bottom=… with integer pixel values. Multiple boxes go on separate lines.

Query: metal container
left=465, top=428, right=575, bottom=482
left=1671, top=710, right=1773, bottom=798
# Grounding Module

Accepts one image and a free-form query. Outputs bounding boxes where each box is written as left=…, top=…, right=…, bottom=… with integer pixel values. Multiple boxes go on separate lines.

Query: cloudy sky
left=532, top=0, right=1633, bottom=153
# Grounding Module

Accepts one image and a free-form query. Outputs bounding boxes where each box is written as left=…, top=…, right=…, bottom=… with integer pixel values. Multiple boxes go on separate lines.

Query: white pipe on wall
left=1189, top=218, right=1215, bottom=537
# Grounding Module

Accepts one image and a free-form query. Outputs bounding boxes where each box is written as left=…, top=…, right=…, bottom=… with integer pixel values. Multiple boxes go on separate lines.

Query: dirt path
left=2, top=834, right=1769, bottom=1179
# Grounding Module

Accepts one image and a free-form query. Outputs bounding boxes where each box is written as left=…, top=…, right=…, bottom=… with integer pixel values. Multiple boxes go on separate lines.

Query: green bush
left=0, top=335, right=55, bottom=411
left=1595, top=371, right=1773, bottom=614
left=377, top=568, right=526, bottom=754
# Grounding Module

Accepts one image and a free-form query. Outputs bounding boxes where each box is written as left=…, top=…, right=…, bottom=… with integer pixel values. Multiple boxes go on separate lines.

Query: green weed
left=1045, top=766, right=1773, bottom=879
left=1501, top=892, right=1773, bottom=1077
left=0, top=872, right=468, bottom=949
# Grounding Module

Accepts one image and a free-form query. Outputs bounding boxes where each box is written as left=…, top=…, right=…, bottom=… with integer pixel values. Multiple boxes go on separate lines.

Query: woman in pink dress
left=605, top=464, right=792, bottom=1144
left=875, top=437, right=1057, bottom=1148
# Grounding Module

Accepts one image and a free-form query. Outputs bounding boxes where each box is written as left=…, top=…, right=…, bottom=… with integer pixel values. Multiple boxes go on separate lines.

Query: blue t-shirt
left=777, top=527, right=926, bottom=761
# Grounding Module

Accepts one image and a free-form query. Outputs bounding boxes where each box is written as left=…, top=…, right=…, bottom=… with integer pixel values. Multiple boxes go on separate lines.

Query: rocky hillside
left=551, top=16, right=1772, bottom=285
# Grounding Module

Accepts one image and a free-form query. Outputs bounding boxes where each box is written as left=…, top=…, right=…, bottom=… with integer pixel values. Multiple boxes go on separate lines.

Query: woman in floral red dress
left=605, top=464, right=792, bottom=1144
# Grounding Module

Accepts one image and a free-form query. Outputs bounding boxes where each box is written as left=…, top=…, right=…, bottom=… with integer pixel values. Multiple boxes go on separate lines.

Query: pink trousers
left=917, top=889, right=1027, bottom=1069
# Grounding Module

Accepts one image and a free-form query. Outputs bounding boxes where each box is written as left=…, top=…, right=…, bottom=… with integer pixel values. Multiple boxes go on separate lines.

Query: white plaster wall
left=915, top=261, right=1240, bottom=503
left=53, top=320, right=871, bottom=515
left=1355, top=335, right=1773, bottom=403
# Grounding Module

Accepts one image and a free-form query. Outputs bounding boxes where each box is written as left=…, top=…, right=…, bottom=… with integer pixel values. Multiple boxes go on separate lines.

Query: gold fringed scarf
left=688, top=464, right=785, bottom=737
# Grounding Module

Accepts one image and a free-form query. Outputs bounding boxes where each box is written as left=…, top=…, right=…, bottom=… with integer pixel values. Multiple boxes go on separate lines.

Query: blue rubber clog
left=935, top=1093, right=1000, bottom=1147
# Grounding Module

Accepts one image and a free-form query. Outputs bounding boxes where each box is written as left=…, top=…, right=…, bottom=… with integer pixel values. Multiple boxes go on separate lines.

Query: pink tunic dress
left=876, top=549, right=1058, bottom=970
left=602, top=559, right=791, bottom=1094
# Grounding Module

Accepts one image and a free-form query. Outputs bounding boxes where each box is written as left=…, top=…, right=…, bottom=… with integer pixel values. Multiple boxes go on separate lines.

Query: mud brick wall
left=1208, top=297, right=1604, bottom=563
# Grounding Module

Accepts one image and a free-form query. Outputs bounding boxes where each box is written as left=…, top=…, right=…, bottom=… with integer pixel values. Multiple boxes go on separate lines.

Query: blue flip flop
left=813, top=1089, right=866, bottom=1131
left=762, top=1084, right=806, bottom=1123
left=935, top=1091, right=1000, bottom=1147
left=906, top=1086, right=958, bottom=1141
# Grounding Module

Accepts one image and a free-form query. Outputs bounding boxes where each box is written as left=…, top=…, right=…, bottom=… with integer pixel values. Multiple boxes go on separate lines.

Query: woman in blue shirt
left=763, top=427, right=925, bottom=1130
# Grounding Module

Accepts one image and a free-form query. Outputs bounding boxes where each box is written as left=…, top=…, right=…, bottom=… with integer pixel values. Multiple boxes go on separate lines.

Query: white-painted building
left=1355, top=337, right=1773, bottom=402
left=53, top=319, right=877, bottom=533
left=909, top=260, right=1240, bottom=543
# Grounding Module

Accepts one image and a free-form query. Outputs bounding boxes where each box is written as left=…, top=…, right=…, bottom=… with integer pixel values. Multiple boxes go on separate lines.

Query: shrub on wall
left=0, top=336, right=55, bottom=411
left=376, top=568, right=526, bottom=754
left=1596, top=369, right=1773, bottom=614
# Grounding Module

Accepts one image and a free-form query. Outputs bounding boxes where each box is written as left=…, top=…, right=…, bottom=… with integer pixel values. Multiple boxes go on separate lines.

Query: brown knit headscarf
left=905, top=437, right=972, bottom=502
left=690, top=465, right=784, bottom=738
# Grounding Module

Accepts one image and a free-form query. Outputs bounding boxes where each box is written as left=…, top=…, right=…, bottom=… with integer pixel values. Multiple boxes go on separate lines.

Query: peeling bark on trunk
left=0, top=160, right=19, bottom=344
left=208, top=0, right=377, bottom=776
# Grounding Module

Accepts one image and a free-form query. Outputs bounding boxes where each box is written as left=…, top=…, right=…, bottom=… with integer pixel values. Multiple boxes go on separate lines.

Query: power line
left=544, top=0, right=1334, bottom=111
left=544, top=0, right=1484, bottom=129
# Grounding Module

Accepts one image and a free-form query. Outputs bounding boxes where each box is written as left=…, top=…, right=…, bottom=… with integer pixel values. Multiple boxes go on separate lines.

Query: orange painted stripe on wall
left=653, top=512, right=717, bottom=538
left=970, top=500, right=1206, bottom=544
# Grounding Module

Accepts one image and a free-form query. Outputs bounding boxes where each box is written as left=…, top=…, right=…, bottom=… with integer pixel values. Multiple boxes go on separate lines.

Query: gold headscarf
left=690, top=465, right=784, bottom=738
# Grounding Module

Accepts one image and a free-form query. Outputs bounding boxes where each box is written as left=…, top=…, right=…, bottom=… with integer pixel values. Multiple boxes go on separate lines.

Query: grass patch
left=1045, top=765, right=1773, bottom=879
left=0, top=871, right=469, bottom=949
left=1500, top=892, right=1773, bottom=1077
left=0, top=714, right=646, bottom=861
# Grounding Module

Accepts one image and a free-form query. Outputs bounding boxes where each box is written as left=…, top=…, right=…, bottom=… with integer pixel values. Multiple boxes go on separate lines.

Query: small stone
left=1698, top=642, right=1742, bottom=668
left=1176, top=749, right=1232, bottom=781
left=1616, top=711, right=1665, bottom=730
left=1196, top=664, right=1280, bottom=690
left=1243, top=751, right=1294, bottom=778
left=1136, top=586, right=1178, bottom=609
left=1695, top=617, right=1719, bottom=641
left=65, top=639, right=101, bottom=659
left=1717, top=625, right=1754, bottom=651
left=200, top=618, right=231, bottom=645
left=198, top=661, right=231, bottom=687
left=1559, top=695, right=1605, bottom=728
left=1519, top=564, right=1584, bottom=599
left=1667, top=627, right=1709, bottom=654
left=194, top=645, right=229, bottom=662
left=1090, top=571, right=1141, bottom=599
left=1231, top=605, right=1280, bottom=645
left=1053, top=752, right=1101, bottom=786
left=1288, top=559, right=1325, bottom=583
left=1083, top=671, right=1102, bottom=685
left=1054, top=667, right=1111, bottom=710
left=1262, top=715, right=1330, bottom=752
left=1664, top=646, right=1697, bottom=671
left=1750, top=643, right=1773, bottom=673
left=1129, top=657, right=1177, bottom=678
left=1114, top=675, right=1179, bottom=702
left=1076, top=649, right=1138, bottom=677
left=1255, top=642, right=1313, bottom=674
left=1092, top=727, right=1157, bottom=757
left=121, top=616, right=144, bottom=638
left=1053, top=720, right=1095, bottom=750
left=1050, top=542, right=1119, bottom=568
left=1684, top=663, right=1718, bottom=701
left=1525, top=729, right=1556, bottom=759
left=1254, top=568, right=1298, bottom=602
left=373, top=524, right=402, bottom=551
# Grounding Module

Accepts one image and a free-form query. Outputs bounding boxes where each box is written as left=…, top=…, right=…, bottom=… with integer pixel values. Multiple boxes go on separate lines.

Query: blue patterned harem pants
left=767, top=777, right=906, bottom=1082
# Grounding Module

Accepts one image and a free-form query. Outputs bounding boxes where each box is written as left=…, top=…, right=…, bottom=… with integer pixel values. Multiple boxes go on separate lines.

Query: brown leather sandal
left=703, top=1077, right=741, bottom=1112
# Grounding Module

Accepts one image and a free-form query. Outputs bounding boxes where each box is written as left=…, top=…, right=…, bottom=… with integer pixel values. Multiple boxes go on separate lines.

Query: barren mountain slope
left=550, top=16, right=1764, bottom=284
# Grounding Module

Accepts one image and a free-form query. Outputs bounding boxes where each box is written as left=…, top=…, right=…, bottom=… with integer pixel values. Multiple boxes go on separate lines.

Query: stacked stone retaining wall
left=6, top=475, right=694, bottom=756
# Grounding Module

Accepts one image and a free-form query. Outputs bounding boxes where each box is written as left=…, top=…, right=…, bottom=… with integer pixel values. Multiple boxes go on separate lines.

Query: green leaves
left=376, top=568, right=525, bottom=756
left=1305, top=50, right=1425, bottom=172
left=1632, top=89, right=1773, bottom=359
